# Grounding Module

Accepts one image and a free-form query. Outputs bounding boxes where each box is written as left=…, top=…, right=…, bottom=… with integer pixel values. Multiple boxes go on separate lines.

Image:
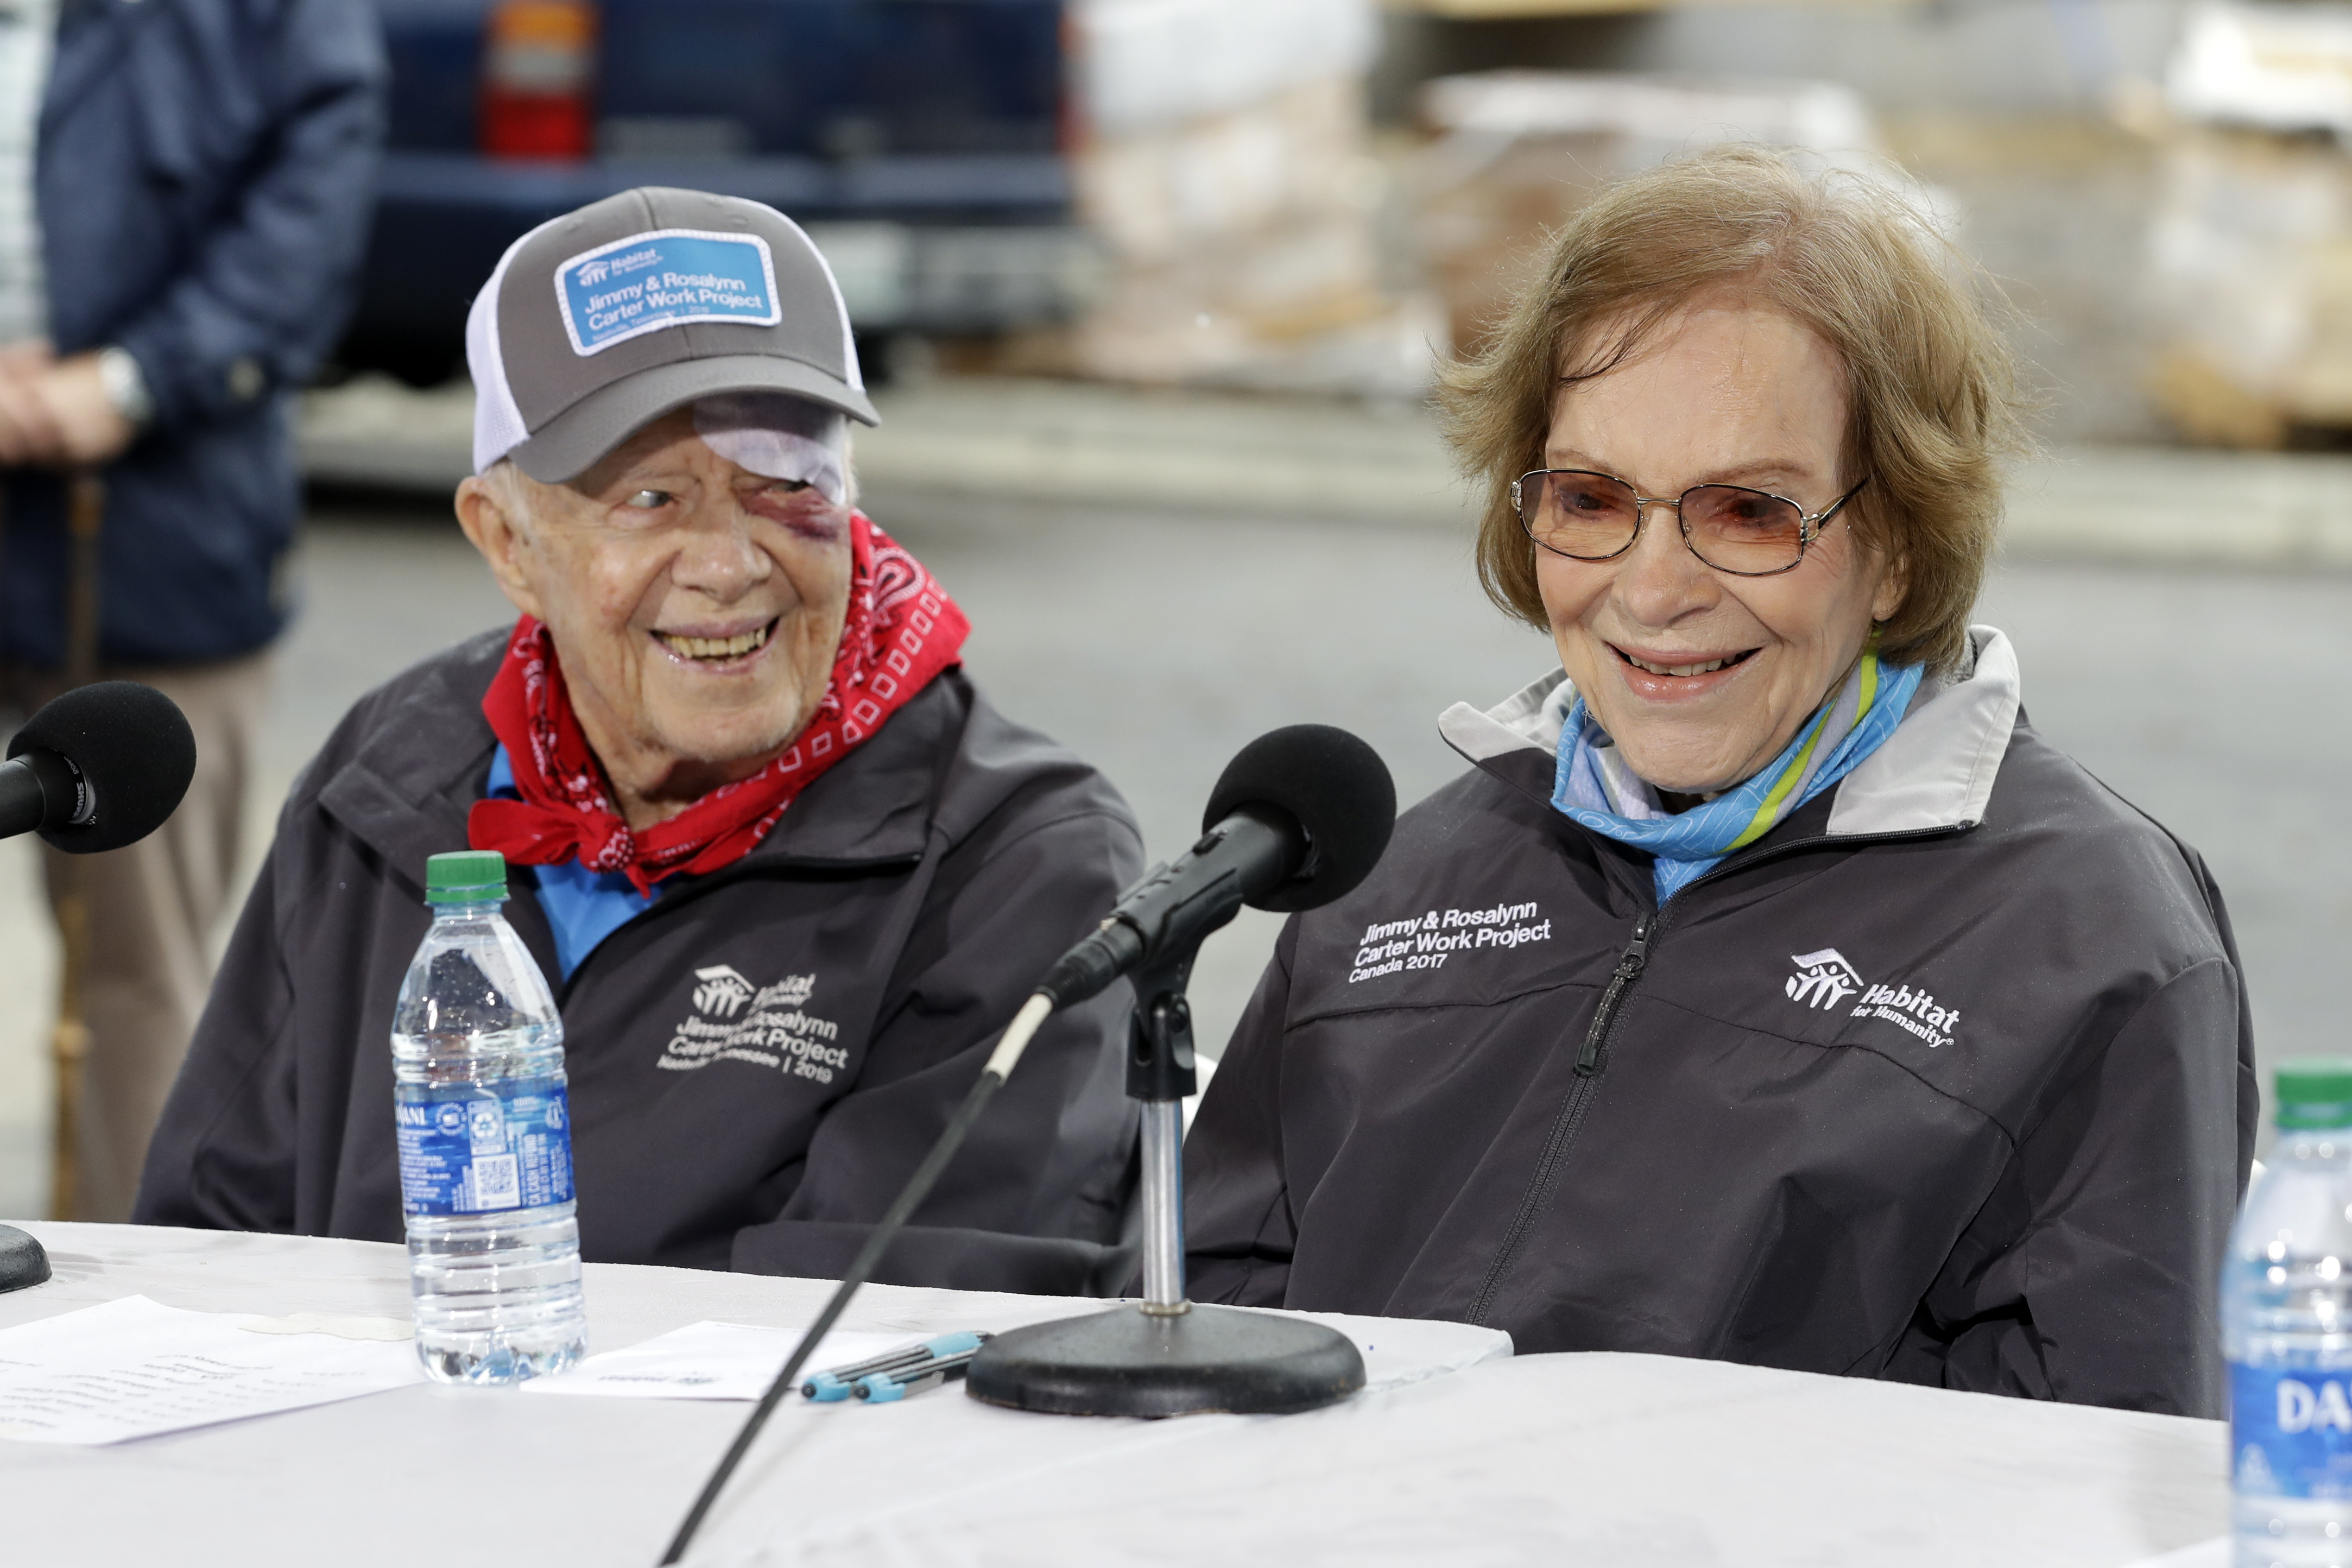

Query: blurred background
left=5, top=0, right=2350, bottom=1214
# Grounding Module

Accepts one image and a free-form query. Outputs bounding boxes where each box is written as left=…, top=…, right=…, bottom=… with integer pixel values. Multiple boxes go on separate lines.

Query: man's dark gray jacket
left=137, top=634, right=1143, bottom=1293
left=1185, top=629, right=2256, bottom=1415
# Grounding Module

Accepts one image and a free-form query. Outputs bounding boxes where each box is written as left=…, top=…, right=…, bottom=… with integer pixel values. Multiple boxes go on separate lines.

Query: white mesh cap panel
left=466, top=236, right=531, bottom=473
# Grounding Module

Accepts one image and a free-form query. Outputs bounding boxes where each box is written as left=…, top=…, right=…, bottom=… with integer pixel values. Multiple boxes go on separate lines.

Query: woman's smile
left=1605, top=640, right=1762, bottom=703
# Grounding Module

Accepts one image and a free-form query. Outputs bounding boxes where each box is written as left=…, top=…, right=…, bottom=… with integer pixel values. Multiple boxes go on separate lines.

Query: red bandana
left=467, top=514, right=968, bottom=894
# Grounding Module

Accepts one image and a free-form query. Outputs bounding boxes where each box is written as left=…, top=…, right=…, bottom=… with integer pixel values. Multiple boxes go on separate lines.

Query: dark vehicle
left=348, top=0, right=1093, bottom=384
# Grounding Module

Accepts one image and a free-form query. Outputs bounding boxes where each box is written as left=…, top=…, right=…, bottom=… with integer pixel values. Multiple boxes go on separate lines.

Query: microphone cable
left=656, top=991, right=1056, bottom=1565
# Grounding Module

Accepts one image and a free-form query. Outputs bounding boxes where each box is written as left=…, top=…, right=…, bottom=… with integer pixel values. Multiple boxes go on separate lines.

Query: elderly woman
left=1184, top=148, right=2254, bottom=1414
left=136, top=189, right=1141, bottom=1293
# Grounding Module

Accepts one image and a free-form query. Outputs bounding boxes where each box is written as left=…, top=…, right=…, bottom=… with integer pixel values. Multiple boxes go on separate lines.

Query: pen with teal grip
left=801, top=1331, right=987, bottom=1402
left=853, top=1342, right=983, bottom=1402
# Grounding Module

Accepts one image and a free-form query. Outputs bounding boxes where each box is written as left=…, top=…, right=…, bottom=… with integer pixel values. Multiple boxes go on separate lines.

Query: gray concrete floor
left=2, top=462, right=2344, bottom=1217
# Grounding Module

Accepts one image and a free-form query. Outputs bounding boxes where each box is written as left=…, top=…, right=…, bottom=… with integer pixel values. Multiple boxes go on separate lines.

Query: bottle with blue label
left=393, top=850, right=585, bottom=1384
left=2227, top=1060, right=2352, bottom=1565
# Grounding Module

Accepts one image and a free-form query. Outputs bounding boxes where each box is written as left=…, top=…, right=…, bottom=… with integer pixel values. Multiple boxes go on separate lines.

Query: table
left=0, top=1223, right=2229, bottom=1566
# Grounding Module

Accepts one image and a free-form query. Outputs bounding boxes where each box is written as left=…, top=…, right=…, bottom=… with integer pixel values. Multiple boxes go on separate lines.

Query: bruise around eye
left=743, top=483, right=843, bottom=540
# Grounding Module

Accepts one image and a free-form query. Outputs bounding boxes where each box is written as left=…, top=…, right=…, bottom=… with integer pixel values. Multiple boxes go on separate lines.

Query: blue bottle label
left=2234, top=1363, right=2352, bottom=1498
left=395, top=1078, right=574, bottom=1217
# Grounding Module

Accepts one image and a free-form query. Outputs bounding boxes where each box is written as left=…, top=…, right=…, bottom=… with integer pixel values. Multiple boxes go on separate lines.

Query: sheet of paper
left=0, top=1294, right=423, bottom=1446
left=522, top=1319, right=914, bottom=1401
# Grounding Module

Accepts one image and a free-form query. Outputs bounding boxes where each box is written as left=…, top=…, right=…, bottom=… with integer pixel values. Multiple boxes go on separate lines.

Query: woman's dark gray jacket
left=136, top=633, right=1143, bottom=1294
left=1185, top=628, right=2256, bottom=1415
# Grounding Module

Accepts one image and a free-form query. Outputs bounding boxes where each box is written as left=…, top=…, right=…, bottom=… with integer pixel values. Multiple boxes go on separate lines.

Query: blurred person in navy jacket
left=0, top=0, right=383, bottom=1218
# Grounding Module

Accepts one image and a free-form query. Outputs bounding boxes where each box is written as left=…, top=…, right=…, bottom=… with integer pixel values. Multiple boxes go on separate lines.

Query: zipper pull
left=1622, top=912, right=1651, bottom=965
left=1574, top=913, right=1653, bottom=1077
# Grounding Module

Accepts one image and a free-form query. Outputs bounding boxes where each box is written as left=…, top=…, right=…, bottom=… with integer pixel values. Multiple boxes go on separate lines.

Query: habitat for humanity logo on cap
left=554, top=227, right=782, bottom=357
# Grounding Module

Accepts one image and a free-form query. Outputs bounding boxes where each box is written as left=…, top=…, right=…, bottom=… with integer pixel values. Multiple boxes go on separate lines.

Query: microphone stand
left=964, top=944, right=1364, bottom=1418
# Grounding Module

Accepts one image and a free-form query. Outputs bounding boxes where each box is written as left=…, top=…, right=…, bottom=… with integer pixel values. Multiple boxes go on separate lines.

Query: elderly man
left=136, top=189, right=1142, bottom=1293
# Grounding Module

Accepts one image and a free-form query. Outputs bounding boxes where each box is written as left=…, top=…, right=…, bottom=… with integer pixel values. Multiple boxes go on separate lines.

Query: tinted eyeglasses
left=1510, top=470, right=1870, bottom=577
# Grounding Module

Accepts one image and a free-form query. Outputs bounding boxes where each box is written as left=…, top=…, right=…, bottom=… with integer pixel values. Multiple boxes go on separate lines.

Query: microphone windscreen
left=1204, top=724, right=1396, bottom=913
left=8, top=681, right=197, bottom=853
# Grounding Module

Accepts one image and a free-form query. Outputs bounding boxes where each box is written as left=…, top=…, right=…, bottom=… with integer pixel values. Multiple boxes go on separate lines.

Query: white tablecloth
left=0, top=1223, right=2227, bottom=1566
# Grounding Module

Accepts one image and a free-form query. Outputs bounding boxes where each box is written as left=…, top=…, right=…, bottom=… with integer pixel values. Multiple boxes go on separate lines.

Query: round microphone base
left=964, top=1302, right=1364, bottom=1418
left=0, top=1224, right=49, bottom=1294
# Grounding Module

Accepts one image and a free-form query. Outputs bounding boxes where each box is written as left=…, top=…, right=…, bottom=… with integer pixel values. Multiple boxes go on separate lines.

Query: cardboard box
left=1074, top=77, right=1382, bottom=270
left=1068, top=212, right=1390, bottom=383
left=2147, top=125, right=2352, bottom=442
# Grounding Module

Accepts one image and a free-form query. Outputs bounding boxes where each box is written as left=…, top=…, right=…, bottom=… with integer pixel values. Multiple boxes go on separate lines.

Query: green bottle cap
left=425, top=849, right=507, bottom=905
left=2277, top=1060, right=2352, bottom=1130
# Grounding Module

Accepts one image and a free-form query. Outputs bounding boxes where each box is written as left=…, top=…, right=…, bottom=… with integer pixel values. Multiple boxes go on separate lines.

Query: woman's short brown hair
left=1438, top=144, right=2029, bottom=674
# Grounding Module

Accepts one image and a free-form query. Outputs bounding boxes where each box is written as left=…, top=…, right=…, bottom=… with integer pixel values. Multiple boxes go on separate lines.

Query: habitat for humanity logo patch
left=659, top=964, right=848, bottom=1083
left=1784, top=948, right=1961, bottom=1048
left=1785, top=949, right=1862, bottom=1009
left=555, top=227, right=781, bottom=356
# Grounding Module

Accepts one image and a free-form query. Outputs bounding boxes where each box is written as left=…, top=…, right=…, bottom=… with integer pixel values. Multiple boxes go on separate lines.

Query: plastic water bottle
left=2227, top=1061, right=2352, bottom=1566
left=392, top=850, right=585, bottom=1384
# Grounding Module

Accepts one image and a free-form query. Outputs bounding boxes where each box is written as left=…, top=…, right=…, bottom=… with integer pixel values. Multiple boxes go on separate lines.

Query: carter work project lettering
left=1348, top=901, right=1551, bottom=983
left=555, top=229, right=782, bottom=355
left=659, top=965, right=847, bottom=1081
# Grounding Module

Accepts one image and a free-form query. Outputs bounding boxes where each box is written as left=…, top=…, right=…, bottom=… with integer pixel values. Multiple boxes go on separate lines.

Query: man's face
left=456, top=407, right=854, bottom=814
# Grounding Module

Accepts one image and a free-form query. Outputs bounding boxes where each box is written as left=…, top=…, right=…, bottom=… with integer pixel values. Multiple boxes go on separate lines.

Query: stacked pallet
left=2148, top=2, right=2352, bottom=446
left=1055, top=0, right=1409, bottom=388
left=1409, top=71, right=1895, bottom=358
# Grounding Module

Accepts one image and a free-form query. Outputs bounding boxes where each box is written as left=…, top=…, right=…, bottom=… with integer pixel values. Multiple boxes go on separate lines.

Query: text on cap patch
left=554, top=229, right=781, bottom=356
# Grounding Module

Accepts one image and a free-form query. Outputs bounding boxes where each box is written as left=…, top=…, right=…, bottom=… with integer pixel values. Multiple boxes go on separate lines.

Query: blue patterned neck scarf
left=1551, top=644, right=1924, bottom=904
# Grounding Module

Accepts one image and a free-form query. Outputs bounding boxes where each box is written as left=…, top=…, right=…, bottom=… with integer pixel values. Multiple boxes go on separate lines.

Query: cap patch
left=554, top=229, right=781, bottom=356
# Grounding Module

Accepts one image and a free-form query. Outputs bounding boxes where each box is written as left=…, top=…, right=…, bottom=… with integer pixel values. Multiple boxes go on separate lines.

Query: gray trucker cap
left=466, top=186, right=878, bottom=483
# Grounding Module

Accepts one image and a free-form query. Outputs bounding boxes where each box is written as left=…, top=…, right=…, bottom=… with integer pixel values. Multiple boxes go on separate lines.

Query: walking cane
left=48, top=468, right=102, bottom=1219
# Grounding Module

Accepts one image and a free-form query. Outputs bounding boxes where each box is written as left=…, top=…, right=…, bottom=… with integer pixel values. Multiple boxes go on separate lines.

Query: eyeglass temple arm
left=1803, top=476, right=1872, bottom=538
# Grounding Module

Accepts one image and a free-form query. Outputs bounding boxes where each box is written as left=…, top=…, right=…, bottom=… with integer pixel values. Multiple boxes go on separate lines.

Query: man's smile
left=653, top=616, right=778, bottom=665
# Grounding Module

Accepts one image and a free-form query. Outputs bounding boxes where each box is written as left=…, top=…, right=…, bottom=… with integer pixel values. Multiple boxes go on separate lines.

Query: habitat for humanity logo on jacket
left=662, top=965, right=845, bottom=1082
left=1783, top=948, right=1959, bottom=1048
left=1184, top=627, right=2256, bottom=1419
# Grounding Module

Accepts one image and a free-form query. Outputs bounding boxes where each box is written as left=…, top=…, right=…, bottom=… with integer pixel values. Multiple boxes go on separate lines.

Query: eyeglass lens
left=1519, top=471, right=1809, bottom=573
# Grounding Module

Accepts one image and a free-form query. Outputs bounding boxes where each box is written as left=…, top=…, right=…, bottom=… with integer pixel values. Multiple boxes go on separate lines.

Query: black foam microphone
left=1038, top=723, right=1396, bottom=1007
left=0, top=681, right=197, bottom=853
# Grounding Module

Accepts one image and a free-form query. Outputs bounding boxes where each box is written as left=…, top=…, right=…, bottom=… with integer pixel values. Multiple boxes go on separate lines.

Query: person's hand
left=0, top=339, right=63, bottom=466
left=33, top=352, right=135, bottom=466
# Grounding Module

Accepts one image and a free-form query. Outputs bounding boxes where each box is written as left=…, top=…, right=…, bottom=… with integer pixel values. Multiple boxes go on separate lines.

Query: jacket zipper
left=1469, top=909, right=1655, bottom=1324
left=1573, top=912, right=1651, bottom=1076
